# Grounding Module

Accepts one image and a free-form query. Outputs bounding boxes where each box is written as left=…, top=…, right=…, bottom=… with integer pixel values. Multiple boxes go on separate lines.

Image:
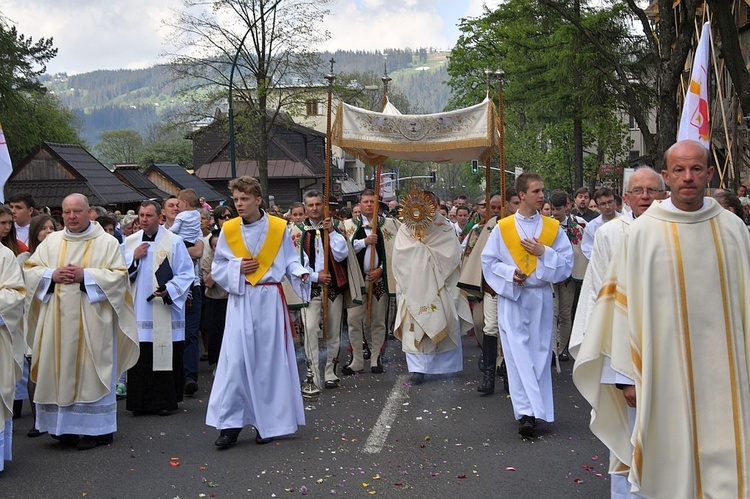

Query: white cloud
left=0, top=0, right=497, bottom=74
left=320, top=0, right=449, bottom=52
left=3, top=0, right=181, bottom=74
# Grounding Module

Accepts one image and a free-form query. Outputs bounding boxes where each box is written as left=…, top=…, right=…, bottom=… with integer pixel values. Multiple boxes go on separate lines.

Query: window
left=306, top=99, right=321, bottom=117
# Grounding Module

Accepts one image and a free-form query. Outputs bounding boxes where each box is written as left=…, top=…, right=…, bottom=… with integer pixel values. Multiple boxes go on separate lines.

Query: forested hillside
left=41, top=49, right=452, bottom=145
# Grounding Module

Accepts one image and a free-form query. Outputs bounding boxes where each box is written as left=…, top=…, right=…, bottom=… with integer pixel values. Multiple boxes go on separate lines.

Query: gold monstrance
left=398, top=190, right=436, bottom=242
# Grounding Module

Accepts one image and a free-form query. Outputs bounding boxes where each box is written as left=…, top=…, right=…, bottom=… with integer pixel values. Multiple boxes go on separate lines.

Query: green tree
left=95, top=129, right=144, bottom=167
left=0, top=16, right=82, bottom=163
left=447, top=0, right=642, bottom=188
left=166, top=0, right=331, bottom=203
left=138, top=123, right=193, bottom=167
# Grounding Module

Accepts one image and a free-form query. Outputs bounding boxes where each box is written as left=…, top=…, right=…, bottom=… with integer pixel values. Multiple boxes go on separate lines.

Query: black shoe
left=341, top=365, right=363, bottom=376
left=254, top=427, right=273, bottom=444
left=200, top=354, right=209, bottom=361
left=52, top=433, right=79, bottom=446
left=215, top=428, right=241, bottom=449
left=559, top=352, right=570, bottom=361
left=158, top=409, right=172, bottom=417
left=27, top=428, right=45, bottom=438
left=518, top=416, right=535, bottom=438
left=184, top=380, right=199, bottom=396
left=410, top=372, right=425, bottom=385
left=77, top=433, right=113, bottom=451
left=324, top=380, right=339, bottom=389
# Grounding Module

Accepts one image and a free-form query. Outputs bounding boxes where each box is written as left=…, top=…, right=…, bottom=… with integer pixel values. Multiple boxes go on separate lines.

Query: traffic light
left=471, top=159, right=478, bottom=174
left=430, top=171, right=437, bottom=183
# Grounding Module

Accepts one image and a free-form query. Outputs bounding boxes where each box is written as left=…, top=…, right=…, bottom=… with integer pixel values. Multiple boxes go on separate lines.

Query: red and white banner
left=677, top=22, right=711, bottom=149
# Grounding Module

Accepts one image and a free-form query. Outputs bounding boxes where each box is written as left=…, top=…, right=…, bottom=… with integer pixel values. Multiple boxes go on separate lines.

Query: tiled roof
left=5, top=180, right=96, bottom=209
left=45, top=143, right=144, bottom=204
left=113, top=166, right=171, bottom=200
left=145, top=164, right=226, bottom=202
left=7, top=143, right=144, bottom=207
left=195, top=159, right=318, bottom=179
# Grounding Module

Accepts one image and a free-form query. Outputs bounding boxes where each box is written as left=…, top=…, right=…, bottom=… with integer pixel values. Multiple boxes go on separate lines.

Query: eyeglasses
left=218, top=214, right=232, bottom=220
left=477, top=203, right=486, bottom=207
left=627, top=187, right=664, bottom=196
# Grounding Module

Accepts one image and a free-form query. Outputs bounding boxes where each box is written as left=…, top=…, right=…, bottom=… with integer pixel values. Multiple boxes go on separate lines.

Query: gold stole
left=498, top=215, right=559, bottom=276
left=223, top=215, right=286, bottom=284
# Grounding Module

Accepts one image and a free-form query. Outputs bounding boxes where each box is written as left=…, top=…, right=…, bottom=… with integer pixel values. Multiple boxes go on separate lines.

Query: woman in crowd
left=120, top=214, right=139, bottom=237
left=212, top=205, right=236, bottom=235
left=0, top=206, right=27, bottom=256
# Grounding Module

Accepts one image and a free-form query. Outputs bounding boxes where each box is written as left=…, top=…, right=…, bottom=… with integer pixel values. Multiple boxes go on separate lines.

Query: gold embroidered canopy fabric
left=332, top=98, right=500, bottom=165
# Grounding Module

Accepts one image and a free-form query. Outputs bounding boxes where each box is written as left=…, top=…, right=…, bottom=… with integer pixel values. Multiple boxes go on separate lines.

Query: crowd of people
left=1, top=139, right=749, bottom=498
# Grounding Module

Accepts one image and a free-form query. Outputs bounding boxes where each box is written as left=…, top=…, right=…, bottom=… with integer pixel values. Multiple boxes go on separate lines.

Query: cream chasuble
left=569, top=213, right=633, bottom=359
left=24, top=224, right=139, bottom=405
left=0, top=246, right=26, bottom=424
left=574, top=199, right=750, bottom=498
left=393, top=214, right=473, bottom=354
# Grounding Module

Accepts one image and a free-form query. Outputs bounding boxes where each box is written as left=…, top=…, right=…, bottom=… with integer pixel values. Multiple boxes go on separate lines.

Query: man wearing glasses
left=569, top=166, right=664, bottom=498
left=580, top=187, right=621, bottom=260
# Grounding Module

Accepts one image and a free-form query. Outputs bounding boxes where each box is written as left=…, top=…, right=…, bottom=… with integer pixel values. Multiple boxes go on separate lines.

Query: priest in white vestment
left=569, top=167, right=664, bottom=499
left=0, top=245, right=26, bottom=471
left=122, top=200, right=195, bottom=416
left=392, top=191, right=473, bottom=385
left=574, top=140, right=750, bottom=498
left=24, top=194, right=139, bottom=450
left=481, top=173, right=573, bottom=438
left=206, top=177, right=310, bottom=449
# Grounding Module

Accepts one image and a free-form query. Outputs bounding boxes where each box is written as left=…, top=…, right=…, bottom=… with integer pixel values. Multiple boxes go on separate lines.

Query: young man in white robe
left=122, top=200, right=195, bottom=416
left=580, top=187, right=621, bottom=260
left=568, top=167, right=664, bottom=499
left=206, top=176, right=310, bottom=449
left=481, top=173, right=573, bottom=438
left=574, top=140, right=750, bottom=498
left=0, top=244, right=26, bottom=471
left=392, top=191, right=473, bottom=385
left=24, top=193, right=139, bottom=451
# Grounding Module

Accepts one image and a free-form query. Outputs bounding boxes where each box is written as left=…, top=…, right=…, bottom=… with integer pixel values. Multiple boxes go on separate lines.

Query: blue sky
left=0, top=0, right=499, bottom=75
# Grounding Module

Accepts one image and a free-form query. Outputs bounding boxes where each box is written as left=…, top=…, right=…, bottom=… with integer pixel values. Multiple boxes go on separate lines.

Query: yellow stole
left=498, top=214, right=559, bottom=276
left=223, top=215, right=287, bottom=285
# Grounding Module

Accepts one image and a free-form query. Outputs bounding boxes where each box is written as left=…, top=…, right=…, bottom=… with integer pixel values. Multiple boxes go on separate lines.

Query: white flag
left=677, top=22, right=711, bottom=149
left=0, top=124, right=12, bottom=203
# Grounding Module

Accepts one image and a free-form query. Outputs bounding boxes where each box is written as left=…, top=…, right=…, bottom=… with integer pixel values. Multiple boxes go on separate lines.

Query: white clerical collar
left=242, top=210, right=267, bottom=227
left=65, top=222, right=93, bottom=236
left=516, top=211, right=539, bottom=221
left=661, top=197, right=709, bottom=212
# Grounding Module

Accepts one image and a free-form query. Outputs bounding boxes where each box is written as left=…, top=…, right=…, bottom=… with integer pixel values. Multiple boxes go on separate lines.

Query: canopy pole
left=322, top=58, right=336, bottom=342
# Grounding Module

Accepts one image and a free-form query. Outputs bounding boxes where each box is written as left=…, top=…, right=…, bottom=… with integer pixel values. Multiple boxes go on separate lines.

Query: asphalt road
left=4, top=334, right=610, bottom=498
